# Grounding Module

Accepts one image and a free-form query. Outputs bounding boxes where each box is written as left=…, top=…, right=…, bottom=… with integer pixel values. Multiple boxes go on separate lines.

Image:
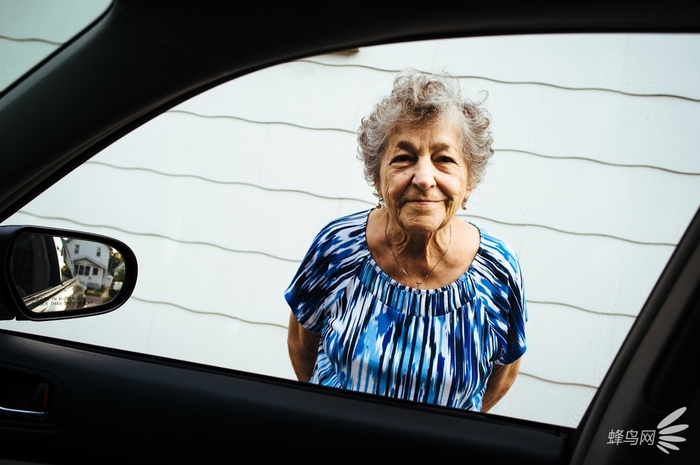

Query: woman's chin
left=396, top=215, right=450, bottom=235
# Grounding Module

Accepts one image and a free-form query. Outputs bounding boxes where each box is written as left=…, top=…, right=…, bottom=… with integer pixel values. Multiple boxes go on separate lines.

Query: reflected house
left=65, top=239, right=113, bottom=290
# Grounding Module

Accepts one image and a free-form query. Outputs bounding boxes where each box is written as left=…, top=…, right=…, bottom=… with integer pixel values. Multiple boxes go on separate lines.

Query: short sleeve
left=497, top=255, right=527, bottom=365
left=284, top=227, right=335, bottom=333
left=472, top=228, right=528, bottom=366
left=285, top=211, right=370, bottom=333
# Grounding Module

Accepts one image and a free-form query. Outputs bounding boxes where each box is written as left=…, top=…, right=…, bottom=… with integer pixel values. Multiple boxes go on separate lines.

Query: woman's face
left=378, top=117, right=471, bottom=235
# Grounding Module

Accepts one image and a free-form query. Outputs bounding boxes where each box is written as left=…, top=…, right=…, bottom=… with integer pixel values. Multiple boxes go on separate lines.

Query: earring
left=461, top=199, right=467, bottom=210
left=376, top=197, right=384, bottom=209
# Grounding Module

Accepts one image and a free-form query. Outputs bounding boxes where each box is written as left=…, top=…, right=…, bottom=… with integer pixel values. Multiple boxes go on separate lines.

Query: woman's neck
left=384, top=214, right=452, bottom=262
left=383, top=211, right=453, bottom=288
left=366, top=208, right=480, bottom=289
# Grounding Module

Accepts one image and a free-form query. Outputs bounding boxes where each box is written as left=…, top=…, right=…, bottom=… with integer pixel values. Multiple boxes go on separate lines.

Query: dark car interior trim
left=1, top=1, right=698, bottom=463
left=0, top=329, right=570, bottom=461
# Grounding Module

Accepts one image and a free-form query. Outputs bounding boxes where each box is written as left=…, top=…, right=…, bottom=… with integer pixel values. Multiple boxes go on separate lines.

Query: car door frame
left=1, top=1, right=699, bottom=463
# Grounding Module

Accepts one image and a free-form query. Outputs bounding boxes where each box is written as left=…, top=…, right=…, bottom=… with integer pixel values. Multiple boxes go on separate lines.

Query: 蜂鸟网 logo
left=607, top=406, right=689, bottom=454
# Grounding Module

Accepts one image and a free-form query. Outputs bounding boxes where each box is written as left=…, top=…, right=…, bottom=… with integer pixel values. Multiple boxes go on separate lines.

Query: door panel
left=0, top=330, right=569, bottom=463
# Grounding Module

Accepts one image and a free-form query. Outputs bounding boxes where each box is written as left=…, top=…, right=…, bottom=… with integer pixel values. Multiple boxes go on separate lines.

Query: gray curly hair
left=357, top=69, right=493, bottom=192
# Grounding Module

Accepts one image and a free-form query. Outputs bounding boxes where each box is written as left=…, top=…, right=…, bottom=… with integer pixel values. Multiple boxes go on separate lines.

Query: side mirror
left=0, top=226, right=137, bottom=321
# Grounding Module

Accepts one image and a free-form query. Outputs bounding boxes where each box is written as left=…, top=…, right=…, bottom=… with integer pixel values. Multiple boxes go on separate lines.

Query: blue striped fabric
left=285, top=209, right=527, bottom=411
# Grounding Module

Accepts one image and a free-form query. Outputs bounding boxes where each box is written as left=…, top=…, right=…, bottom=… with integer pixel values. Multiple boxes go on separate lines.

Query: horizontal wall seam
left=296, top=59, right=700, bottom=103
left=130, top=296, right=287, bottom=330
left=498, top=149, right=700, bottom=176
left=17, top=210, right=300, bottom=262
left=527, top=300, right=636, bottom=318
left=0, top=34, right=62, bottom=46
left=167, top=109, right=356, bottom=134
left=519, top=372, right=598, bottom=390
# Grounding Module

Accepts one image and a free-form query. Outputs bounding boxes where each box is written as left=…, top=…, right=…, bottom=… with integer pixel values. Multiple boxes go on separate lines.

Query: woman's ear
left=462, top=184, right=475, bottom=209
left=374, top=186, right=384, bottom=209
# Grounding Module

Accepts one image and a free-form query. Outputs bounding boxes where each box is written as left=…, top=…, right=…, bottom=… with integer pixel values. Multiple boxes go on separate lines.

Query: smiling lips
left=404, top=199, right=445, bottom=204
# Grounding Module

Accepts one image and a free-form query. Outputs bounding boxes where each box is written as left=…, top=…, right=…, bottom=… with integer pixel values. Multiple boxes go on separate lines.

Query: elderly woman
left=286, top=70, right=527, bottom=412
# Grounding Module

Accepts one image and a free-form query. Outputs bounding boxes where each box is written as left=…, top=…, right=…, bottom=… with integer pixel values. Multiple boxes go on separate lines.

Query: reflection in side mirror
left=0, top=226, right=137, bottom=321
left=10, top=235, right=126, bottom=313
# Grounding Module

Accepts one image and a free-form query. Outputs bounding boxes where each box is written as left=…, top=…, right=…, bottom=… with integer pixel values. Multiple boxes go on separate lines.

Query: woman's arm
left=481, top=358, right=521, bottom=412
left=287, top=312, right=321, bottom=382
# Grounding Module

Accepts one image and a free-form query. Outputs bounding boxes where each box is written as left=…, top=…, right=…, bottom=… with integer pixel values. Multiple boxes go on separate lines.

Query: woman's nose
left=412, top=159, right=437, bottom=190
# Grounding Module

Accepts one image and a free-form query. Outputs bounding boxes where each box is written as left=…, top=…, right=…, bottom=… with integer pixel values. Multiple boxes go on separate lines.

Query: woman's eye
left=391, top=154, right=412, bottom=163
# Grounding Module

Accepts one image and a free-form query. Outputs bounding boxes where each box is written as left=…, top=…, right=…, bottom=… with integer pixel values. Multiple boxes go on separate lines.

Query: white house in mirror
left=65, top=239, right=113, bottom=290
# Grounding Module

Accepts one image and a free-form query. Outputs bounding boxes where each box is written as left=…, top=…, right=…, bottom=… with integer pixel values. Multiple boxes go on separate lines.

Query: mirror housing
left=0, top=226, right=137, bottom=321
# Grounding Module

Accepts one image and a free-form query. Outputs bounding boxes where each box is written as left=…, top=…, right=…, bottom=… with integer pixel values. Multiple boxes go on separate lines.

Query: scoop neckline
left=360, top=209, right=483, bottom=295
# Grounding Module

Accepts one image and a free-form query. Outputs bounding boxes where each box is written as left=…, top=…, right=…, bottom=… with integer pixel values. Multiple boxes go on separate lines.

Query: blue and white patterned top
left=285, top=209, right=527, bottom=411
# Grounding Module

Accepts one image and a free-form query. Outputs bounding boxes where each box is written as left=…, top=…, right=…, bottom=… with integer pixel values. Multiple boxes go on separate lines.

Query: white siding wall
left=0, top=0, right=110, bottom=91
left=2, top=4, right=699, bottom=427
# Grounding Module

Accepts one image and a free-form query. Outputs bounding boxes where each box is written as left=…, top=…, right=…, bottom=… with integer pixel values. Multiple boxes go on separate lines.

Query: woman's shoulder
left=313, top=209, right=371, bottom=242
left=470, top=223, right=522, bottom=274
left=305, top=209, right=371, bottom=258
